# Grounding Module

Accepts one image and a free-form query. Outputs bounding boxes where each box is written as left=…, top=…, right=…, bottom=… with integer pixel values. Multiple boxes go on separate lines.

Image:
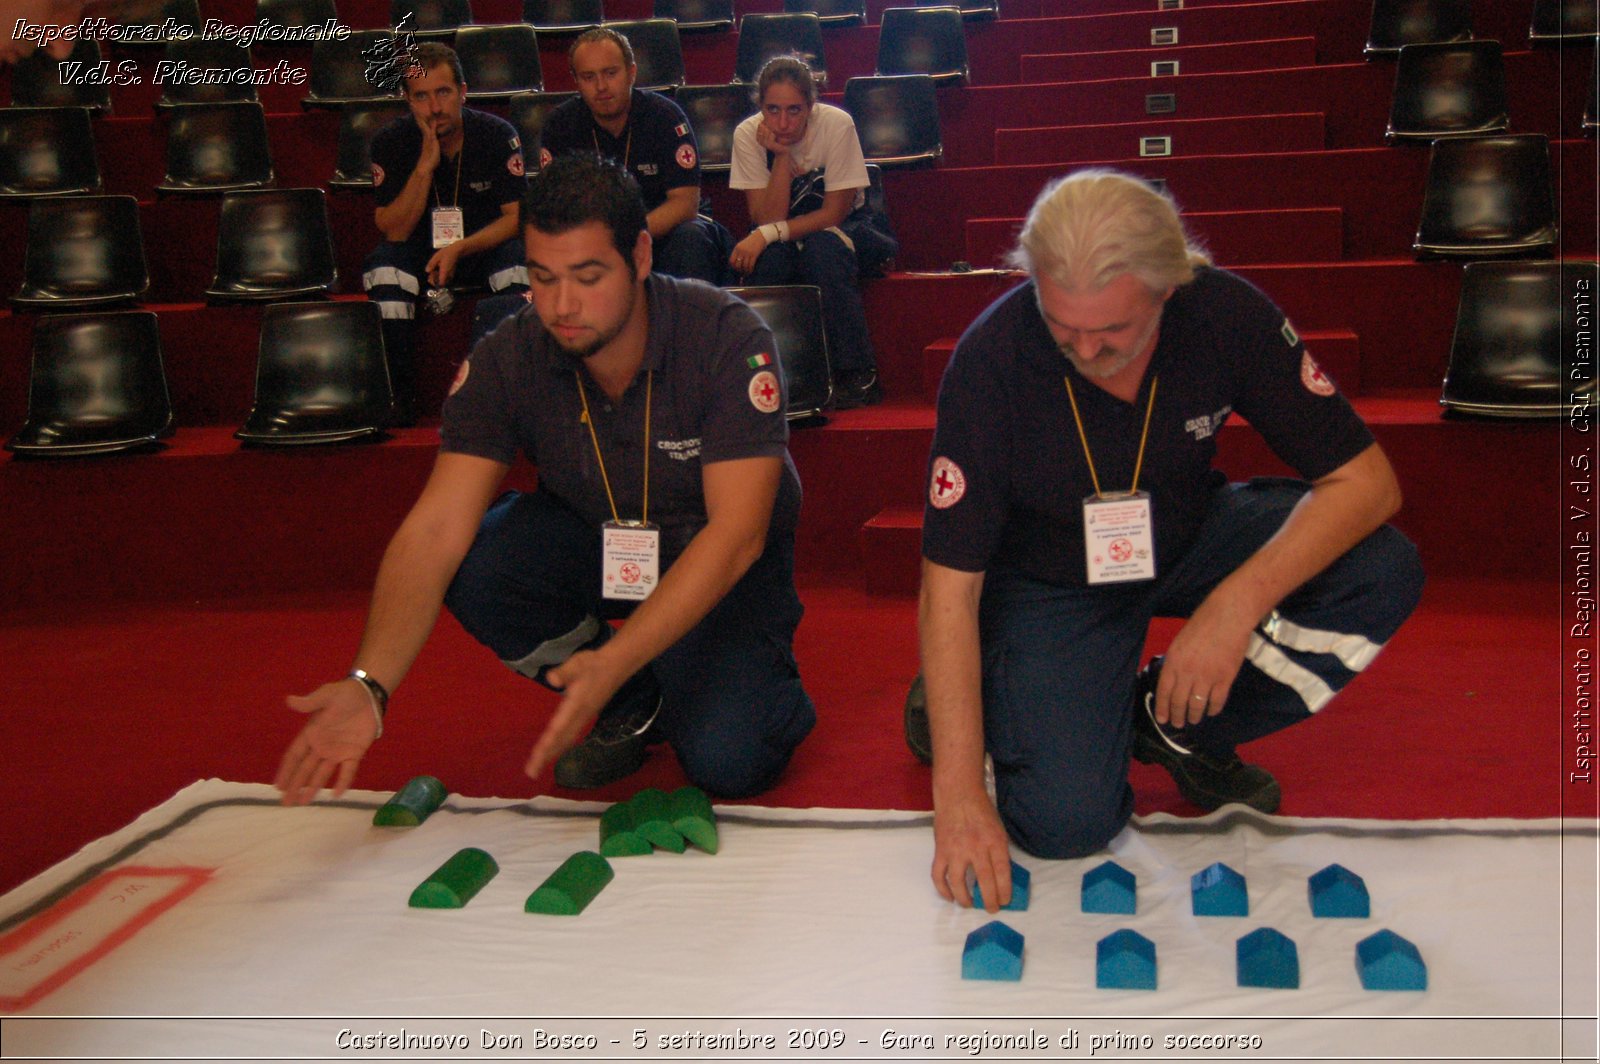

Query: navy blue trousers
left=363, top=237, right=528, bottom=404
left=978, top=477, right=1425, bottom=859
left=745, top=229, right=876, bottom=375
left=443, top=490, right=816, bottom=797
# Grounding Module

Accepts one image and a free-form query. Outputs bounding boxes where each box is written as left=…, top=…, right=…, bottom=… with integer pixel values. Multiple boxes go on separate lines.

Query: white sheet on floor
left=0, top=780, right=1594, bottom=1061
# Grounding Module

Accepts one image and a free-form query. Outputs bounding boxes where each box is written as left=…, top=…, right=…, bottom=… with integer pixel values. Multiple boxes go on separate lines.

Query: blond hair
left=1006, top=168, right=1210, bottom=294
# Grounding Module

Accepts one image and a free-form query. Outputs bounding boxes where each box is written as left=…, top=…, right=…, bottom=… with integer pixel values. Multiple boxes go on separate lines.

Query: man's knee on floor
left=675, top=738, right=792, bottom=799
left=999, top=788, right=1129, bottom=860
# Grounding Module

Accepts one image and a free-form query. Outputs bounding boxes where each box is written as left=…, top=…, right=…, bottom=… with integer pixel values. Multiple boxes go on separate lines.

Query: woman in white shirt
left=728, top=56, right=883, bottom=408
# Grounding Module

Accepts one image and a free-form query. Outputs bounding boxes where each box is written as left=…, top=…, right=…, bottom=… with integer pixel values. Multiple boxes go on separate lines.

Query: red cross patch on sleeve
left=929, top=457, right=967, bottom=509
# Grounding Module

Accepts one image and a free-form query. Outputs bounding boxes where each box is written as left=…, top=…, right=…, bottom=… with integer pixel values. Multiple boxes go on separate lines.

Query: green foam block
left=628, top=787, right=686, bottom=852
left=373, top=775, right=448, bottom=826
left=408, top=847, right=498, bottom=908
left=525, top=851, right=615, bottom=915
left=599, top=801, right=652, bottom=857
left=668, top=785, right=718, bottom=854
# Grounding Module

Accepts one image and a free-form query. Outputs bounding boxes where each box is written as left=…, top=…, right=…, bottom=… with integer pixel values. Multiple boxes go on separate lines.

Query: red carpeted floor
left=0, top=573, right=1575, bottom=898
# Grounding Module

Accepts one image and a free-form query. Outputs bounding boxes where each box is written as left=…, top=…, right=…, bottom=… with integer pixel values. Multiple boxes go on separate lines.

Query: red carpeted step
left=994, top=111, right=1327, bottom=166
left=1021, top=35, right=1318, bottom=82
left=965, top=206, right=1344, bottom=270
left=861, top=505, right=923, bottom=596
left=869, top=142, right=1597, bottom=270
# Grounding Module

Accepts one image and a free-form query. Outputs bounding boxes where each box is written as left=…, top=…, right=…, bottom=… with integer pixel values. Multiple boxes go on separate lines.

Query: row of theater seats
left=0, top=73, right=943, bottom=202
left=0, top=117, right=1569, bottom=315
left=4, top=284, right=835, bottom=455
left=9, top=257, right=1593, bottom=458
left=13, top=7, right=976, bottom=113
left=81, top=0, right=1600, bottom=52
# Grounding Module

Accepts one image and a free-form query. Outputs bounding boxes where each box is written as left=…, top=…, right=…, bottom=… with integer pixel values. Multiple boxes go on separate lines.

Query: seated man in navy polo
left=364, top=42, right=528, bottom=424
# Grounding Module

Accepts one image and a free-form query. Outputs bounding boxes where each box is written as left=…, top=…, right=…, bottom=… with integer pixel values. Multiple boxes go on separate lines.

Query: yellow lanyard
left=591, top=123, right=632, bottom=171
left=576, top=370, right=652, bottom=524
left=1064, top=374, right=1158, bottom=499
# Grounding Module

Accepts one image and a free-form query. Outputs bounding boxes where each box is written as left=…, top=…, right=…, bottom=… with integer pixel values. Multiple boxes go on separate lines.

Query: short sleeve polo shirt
left=538, top=89, right=701, bottom=213
left=370, top=107, right=527, bottom=252
left=441, top=273, right=799, bottom=562
left=921, top=267, right=1375, bottom=587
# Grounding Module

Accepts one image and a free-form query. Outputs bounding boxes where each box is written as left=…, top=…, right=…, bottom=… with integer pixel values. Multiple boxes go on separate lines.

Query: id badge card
left=602, top=520, right=660, bottom=601
left=431, top=207, right=464, bottom=248
left=1083, top=490, right=1156, bottom=585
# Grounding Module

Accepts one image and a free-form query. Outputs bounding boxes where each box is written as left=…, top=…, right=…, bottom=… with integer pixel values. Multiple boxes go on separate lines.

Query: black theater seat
left=9, top=39, right=112, bottom=111
left=1441, top=260, right=1600, bottom=417
left=783, top=0, right=865, bottom=28
left=13, top=196, right=149, bottom=310
left=392, top=0, right=474, bottom=40
left=726, top=285, right=833, bottom=420
left=0, top=107, right=102, bottom=198
left=876, top=6, right=969, bottom=85
left=236, top=301, right=396, bottom=445
left=522, top=0, right=602, bottom=32
left=159, top=101, right=276, bottom=195
left=844, top=74, right=943, bottom=168
left=1529, top=0, right=1599, bottom=43
left=1413, top=135, right=1557, bottom=258
left=734, top=13, right=827, bottom=84
left=1365, top=0, right=1472, bottom=58
left=1387, top=40, right=1508, bottom=143
left=455, top=24, right=545, bottom=100
left=206, top=188, right=339, bottom=302
left=6, top=312, right=174, bottom=458
left=330, top=101, right=410, bottom=188
left=675, top=83, right=756, bottom=172
left=653, top=0, right=733, bottom=33
left=304, top=30, right=408, bottom=109
left=609, top=19, right=686, bottom=92
left=153, top=39, right=259, bottom=108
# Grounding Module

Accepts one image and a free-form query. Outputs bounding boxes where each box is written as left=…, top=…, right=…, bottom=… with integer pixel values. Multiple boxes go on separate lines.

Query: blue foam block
left=1081, top=860, right=1136, bottom=914
left=971, top=860, right=1031, bottom=912
left=962, top=920, right=1024, bottom=981
left=1237, top=927, right=1300, bottom=989
left=1096, top=929, right=1157, bottom=990
left=1356, top=929, right=1427, bottom=991
left=1308, top=863, right=1370, bottom=918
left=1191, top=861, right=1248, bottom=916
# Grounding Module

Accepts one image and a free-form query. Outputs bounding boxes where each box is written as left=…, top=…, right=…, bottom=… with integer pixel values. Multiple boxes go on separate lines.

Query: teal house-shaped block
left=962, top=920, right=1024, bottom=981
left=1191, top=862, right=1248, bottom=916
left=1357, top=929, right=1427, bottom=990
left=1308, top=863, right=1370, bottom=918
left=1095, top=929, right=1157, bottom=990
left=1236, top=927, right=1300, bottom=989
left=1081, top=860, right=1136, bottom=914
left=972, top=860, right=1031, bottom=912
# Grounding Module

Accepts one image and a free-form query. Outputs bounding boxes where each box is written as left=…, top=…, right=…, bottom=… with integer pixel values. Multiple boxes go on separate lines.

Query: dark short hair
left=405, top=42, right=464, bottom=89
left=568, top=27, right=635, bottom=72
left=522, top=154, right=647, bottom=264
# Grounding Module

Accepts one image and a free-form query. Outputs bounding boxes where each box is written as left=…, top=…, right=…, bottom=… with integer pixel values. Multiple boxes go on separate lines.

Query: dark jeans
left=745, top=228, right=876, bottom=375
left=978, top=477, right=1425, bottom=859
left=442, top=490, right=816, bottom=797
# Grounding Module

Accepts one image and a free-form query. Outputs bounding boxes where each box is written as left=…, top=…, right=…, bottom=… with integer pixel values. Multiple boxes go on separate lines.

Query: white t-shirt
left=729, top=101, right=869, bottom=213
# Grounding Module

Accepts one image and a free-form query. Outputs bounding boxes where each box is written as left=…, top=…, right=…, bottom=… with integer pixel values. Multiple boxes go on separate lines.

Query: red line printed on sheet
left=0, top=866, right=213, bottom=1012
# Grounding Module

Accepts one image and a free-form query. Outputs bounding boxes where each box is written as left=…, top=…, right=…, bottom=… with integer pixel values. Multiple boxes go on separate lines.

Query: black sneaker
left=904, top=673, right=932, bottom=765
left=832, top=369, right=882, bottom=409
left=1130, top=656, right=1281, bottom=814
left=554, top=682, right=664, bottom=789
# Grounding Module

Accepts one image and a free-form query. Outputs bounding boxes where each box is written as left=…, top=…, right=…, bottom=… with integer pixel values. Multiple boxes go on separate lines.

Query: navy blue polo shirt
left=921, top=267, right=1375, bottom=587
left=441, top=273, right=799, bottom=563
left=538, top=89, right=701, bottom=213
left=370, top=107, right=527, bottom=252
